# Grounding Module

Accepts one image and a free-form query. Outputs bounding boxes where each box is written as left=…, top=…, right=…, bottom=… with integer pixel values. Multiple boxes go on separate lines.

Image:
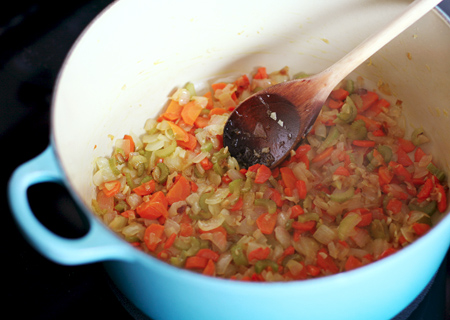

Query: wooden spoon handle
left=325, top=0, right=442, bottom=84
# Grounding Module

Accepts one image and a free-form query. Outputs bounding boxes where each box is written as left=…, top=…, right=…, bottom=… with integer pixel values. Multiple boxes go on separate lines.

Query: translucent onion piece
left=313, top=224, right=337, bottom=245
left=198, top=215, right=225, bottom=232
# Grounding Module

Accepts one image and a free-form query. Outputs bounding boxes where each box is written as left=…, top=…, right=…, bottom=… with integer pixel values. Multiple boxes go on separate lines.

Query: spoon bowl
left=223, top=0, right=442, bottom=168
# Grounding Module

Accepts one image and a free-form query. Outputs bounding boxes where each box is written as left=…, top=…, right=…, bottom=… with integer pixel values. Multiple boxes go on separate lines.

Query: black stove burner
left=3, top=1, right=450, bottom=319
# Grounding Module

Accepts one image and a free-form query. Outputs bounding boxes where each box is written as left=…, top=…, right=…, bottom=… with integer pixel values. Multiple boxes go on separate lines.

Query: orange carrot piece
left=194, top=116, right=210, bottom=128
left=345, top=255, right=362, bottom=271
left=163, top=99, right=183, bottom=121
left=203, top=91, right=214, bottom=109
left=352, top=140, right=376, bottom=148
left=398, top=138, right=416, bottom=153
left=211, top=82, right=227, bottom=92
left=132, top=179, right=156, bottom=196
left=280, top=167, right=297, bottom=190
left=359, top=91, right=379, bottom=112
left=248, top=247, right=270, bottom=262
left=209, top=108, right=228, bottom=116
left=328, top=98, right=344, bottom=109
left=196, top=248, right=220, bottom=262
left=164, top=233, right=177, bottom=249
left=102, top=180, right=121, bottom=197
left=181, top=101, right=203, bottom=125
left=168, top=121, right=189, bottom=142
left=144, top=224, right=165, bottom=252
left=253, top=67, right=267, bottom=79
left=202, top=259, right=216, bottom=276
left=330, top=88, right=349, bottom=101
left=123, top=134, right=135, bottom=153
left=254, top=165, right=272, bottom=184
left=311, top=147, right=334, bottom=163
left=412, top=222, right=431, bottom=236
left=166, top=175, right=191, bottom=205
left=185, top=256, right=208, bottom=269
left=256, top=212, right=278, bottom=235
left=177, top=133, right=197, bottom=150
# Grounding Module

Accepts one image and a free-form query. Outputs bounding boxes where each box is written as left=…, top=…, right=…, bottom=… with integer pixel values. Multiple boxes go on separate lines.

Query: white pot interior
left=52, top=0, right=450, bottom=216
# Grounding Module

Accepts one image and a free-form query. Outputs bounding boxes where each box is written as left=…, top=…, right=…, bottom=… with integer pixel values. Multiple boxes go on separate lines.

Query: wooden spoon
left=223, top=0, right=441, bottom=169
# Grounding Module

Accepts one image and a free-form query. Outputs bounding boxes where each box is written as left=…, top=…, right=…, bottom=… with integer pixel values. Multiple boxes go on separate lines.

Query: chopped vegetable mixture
left=92, top=66, right=448, bottom=281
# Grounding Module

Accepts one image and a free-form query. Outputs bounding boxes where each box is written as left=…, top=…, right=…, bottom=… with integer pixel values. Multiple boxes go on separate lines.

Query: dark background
left=2, top=1, right=450, bottom=319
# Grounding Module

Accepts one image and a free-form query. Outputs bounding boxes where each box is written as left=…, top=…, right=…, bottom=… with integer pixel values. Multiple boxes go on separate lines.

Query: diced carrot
left=144, top=224, right=165, bottom=252
left=194, top=116, right=210, bottom=128
left=177, top=133, right=197, bottom=150
left=295, top=180, right=307, bottom=200
left=166, top=175, right=191, bottom=205
left=163, top=99, right=183, bottom=121
left=334, top=166, right=350, bottom=176
left=209, top=107, right=228, bottom=116
left=248, top=164, right=261, bottom=172
left=345, top=208, right=372, bottom=227
left=196, top=248, right=220, bottom=262
left=270, top=189, right=283, bottom=207
left=372, top=129, right=386, bottom=137
left=133, top=179, right=156, bottom=196
left=292, top=220, right=316, bottom=233
left=311, top=147, right=334, bottom=163
left=328, top=98, right=344, bottom=109
left=415, top=147, right=426, bottom=162
left=280, top=167, right=297, bottom=190
left=200, top=157, right=213, bottom=171
left=254, top=164, right=272, bottom=184
left=253, top=67, right=267, bottom=79
left=417, top=178, right=433, bottom=199
left=389, top=161, right=412, bottom=182
left=330, top=88, right=349, bottom=101
left=412, top=222, right=431, bottom=236
left=203, top=91, right=214, bottom=109
left=185, top=256, right=208, bottom=269
left=378, top=166, right=394, bottom=186
left=179, top=222, right=194, bottom=237
left=306, top=264, right=321, bottom=276
left=164, top=233, right=177, bottom=249
left=181, top=101, right=203, bottom=126
left=352, top=140, right=376, bottom=148
left=364, top=98, right=390, bottom=117
left=136, top=198, right=168, bottom=220
left=256, top=212, right=278, bottom=235
left=202, top=259, right=216, bottom=276
left=211, top=82, right=228, bottom=92
left=358, top=91, right=379, bottom=112
left=396, top=148, right=414, bottom=167
left=295, top=145, right=311, bottom=158
left=386, top=198, right=403, bottom=214
left=102, top=180, right=121, bottom=197
left=345, top=255, right=362, bottom=271
left=398, top=138, right=416, bottom=153
left=316, top=249, right=339, bottom=274
left=290, top=204, right=304, bottom=219
left=167, top=121, right=189, bottom=142
left=123, top=134, right=135, bottom=153
left=436, top=182, right=447, bottom=213
left=379, top=247, right=397, bottom=259
left=248, top=247, right=270, bottom=262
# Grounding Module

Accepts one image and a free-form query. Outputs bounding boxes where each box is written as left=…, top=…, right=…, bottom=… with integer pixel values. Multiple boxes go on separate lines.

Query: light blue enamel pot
left=8, top=1, right=450, bottom=319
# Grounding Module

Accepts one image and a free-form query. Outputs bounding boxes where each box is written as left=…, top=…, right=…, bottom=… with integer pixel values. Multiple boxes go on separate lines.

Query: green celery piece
left=254, top=198, right=277, bottom=214
left=154, top=140, right=177, bottom=158
left=330, top=187, right=354, bottom=203
left=230, top=244, right=248, bottom=266
left=156, top=162, right=169, bottom=183
left=254, top=259, right=279, bottom=274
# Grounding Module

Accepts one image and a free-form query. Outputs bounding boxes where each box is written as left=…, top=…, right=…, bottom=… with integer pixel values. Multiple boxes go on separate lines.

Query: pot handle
left=8, top=145, right=136, bottom=265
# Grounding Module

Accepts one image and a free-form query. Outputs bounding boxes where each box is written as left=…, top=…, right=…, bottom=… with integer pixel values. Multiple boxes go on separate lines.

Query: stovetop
left=2, top=1, right=449, bottom=319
